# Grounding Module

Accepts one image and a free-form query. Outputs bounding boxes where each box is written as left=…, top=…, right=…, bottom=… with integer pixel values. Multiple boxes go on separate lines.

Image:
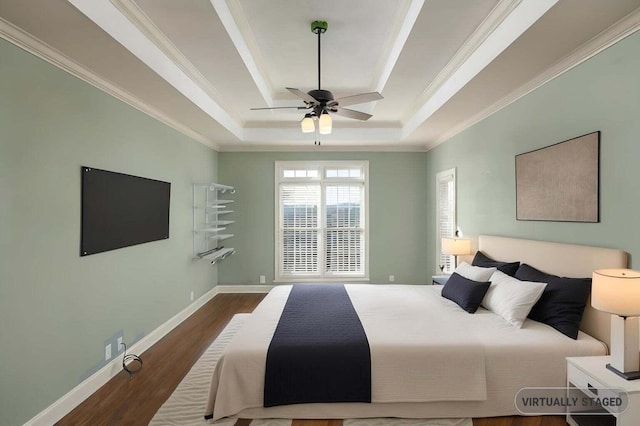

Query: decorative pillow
left=441, top=272, right=491, bottom=313
left=482, top=270, right=547, bottom=328
left=514, top=263, right=554, bottom=283
left=454, top=262, right=496, bottom=282
left=472, top=251, right=520, bottom=277
left=515, top=263, right=591, bottom=339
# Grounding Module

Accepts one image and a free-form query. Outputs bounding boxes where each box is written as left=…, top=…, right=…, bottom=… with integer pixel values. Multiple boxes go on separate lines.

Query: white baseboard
left=216, top=284, right=274, bottom=293
left=24, top=286, right=221, bottom=426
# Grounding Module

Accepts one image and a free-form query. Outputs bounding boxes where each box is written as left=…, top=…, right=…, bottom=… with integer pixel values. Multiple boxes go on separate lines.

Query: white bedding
left=205, top=284, right=607, bottom=421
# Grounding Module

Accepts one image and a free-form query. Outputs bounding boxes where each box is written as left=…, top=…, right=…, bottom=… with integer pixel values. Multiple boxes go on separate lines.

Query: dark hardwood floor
left=57, top=293, right=567, bottom=426
left=57, top=293, right=265, bottom=426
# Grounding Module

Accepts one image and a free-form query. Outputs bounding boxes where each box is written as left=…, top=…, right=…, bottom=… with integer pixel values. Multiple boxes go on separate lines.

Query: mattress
left=205, top=284, right=607, bottom=421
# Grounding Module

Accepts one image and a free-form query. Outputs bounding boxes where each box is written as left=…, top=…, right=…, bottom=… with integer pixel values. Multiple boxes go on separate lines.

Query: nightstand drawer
left=568, top=363, right=607, bottom=394
left=568, top=363, right=623, bottom=404
left=566, top=356, right=640, bottom=426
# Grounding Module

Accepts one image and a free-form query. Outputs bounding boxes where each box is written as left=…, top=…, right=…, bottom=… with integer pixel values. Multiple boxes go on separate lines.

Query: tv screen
left=81, top=166, right=171, bottom=256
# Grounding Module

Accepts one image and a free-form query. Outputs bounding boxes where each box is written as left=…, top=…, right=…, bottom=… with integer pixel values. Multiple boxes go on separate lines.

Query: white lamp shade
left=319, top=112, right=332, bottom=135
left=301, top=116, right=315, bottom=133
left=592, top=269, right=640, bottom=316
left=441, top=238, right=471, bottom=256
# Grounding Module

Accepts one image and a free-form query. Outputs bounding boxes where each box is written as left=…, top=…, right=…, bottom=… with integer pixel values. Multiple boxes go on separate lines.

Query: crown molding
left=370, top=0, right=425, bottom=94
left=6, top=1, right=635, bottom=153
left=405, top=0, right=521, bottom=119
left=242, top=126, right=404, bottom=144
left=68, top=0, right=242, bottom=139
left=214, top=0, right=422, bottom=111
left=425, top=6, right=640, bottom=151
left=349, top=0, right=424, bottom=116
left=0, top=17, right=219, bottom=151
left=403, top=0, right=558, bottom=138
left=111, top=0, right=239, bottom=123
left=218, top=143, right=426, bottom=153
left=210, top=0, right=274, bottom=106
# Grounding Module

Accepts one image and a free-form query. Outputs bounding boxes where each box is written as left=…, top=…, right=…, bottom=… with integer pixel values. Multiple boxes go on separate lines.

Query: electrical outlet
left=259, top=275, right=266, bottom=284
left=190, top=291, right=194, bottom=301
left=117, top=337, right=123, bottom=352
left=105, top=343, right=112, bottom=361
left=389, top=275, right=395, bottom=282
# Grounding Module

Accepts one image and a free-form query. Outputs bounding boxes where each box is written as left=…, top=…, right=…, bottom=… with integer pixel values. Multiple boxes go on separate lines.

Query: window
left=436, top=168, right=456, bottom=274
left=275, top=161, right=369, bottom=281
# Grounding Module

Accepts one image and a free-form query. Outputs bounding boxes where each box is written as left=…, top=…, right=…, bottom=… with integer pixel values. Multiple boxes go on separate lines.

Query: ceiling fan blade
left=329, top=92, right=383, bottom=108
left=250, top=106, right=309, bottom=110
left=286, top=87, right=318, bottom=104
left=332, top=107, right=373, bottom=121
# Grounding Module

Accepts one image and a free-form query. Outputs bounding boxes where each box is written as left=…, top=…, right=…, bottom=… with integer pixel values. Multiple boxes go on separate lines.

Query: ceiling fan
left=250, top=20, right=383, bottom=136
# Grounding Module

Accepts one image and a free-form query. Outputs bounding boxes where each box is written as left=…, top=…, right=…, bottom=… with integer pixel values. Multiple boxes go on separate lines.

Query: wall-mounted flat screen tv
left=81, top=166, right=171, bottom=256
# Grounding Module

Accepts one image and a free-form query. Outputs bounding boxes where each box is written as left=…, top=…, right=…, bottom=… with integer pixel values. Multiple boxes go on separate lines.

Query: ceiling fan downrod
left=250, top=18, right=381, bottom=134
left=311, top=21, right=327, bottom=91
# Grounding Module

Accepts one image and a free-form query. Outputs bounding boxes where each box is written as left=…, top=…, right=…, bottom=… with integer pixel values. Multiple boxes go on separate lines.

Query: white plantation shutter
left=280, top=185, right=321, bottom=275
left=276, top=162, right=368, bottom=281
left=325, top=184, right=364, bottom=275
left=436, top=169, right=456, bottom=273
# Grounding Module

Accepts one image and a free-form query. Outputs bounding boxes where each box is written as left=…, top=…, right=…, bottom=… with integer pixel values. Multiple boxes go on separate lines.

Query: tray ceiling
left=1, top=0, right=639, bottom=150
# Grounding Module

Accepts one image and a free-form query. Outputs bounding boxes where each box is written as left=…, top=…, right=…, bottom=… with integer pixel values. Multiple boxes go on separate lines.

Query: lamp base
left=606, top=363, right=640, bottom=380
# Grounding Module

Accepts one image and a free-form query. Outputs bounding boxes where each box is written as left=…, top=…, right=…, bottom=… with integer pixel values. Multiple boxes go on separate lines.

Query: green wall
left=425, top=30, right=640, bottom=275
left=4, top=14, right=638, bottom=426
left=0, top=40, right=218, bottom=425
left=218, top=151, right=428, bottom=285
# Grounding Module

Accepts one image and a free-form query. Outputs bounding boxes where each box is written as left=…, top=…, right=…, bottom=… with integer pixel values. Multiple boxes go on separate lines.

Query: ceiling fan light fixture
left=251, top=20, right=382, bottom=141
left=301, top=114, right=315, bottom=133
left=319, top=111, right=332, bottom=135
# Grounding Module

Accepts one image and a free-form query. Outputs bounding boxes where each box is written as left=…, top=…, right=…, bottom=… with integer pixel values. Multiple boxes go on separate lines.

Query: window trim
left=435, top=168, right=457, bottom=274
left=274, top=160, right=370, bottom=283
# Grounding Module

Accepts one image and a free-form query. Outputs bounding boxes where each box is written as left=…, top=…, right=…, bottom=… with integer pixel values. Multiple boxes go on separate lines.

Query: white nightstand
left=432, top=274, right=450, bottom=285
left=566, top=356, right=640, bottom=426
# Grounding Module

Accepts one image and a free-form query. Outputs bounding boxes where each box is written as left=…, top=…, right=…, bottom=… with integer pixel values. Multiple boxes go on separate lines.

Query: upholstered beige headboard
left=478, top=235, right=628, bottom=349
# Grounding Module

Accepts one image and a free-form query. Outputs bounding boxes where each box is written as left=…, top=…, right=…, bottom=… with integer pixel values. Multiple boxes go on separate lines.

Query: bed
left=204, top=235, right=627, bottom=421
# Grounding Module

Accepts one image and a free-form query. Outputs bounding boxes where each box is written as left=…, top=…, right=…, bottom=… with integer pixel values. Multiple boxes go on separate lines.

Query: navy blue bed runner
left=264, top=284, right=372, bottom=407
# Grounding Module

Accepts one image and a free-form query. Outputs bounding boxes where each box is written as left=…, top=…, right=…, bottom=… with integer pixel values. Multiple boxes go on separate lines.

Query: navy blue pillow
left=441, top=272, right=491, bottom=314
left=515, top=263, right=591, bottom=339
left=472, top=251, right=520, bottom=276
left=514, top=263, right=554, bottom=282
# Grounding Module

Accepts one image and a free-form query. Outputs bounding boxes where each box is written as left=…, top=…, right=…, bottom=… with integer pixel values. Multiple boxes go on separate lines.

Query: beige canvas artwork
left=516, top=131, right=599, bottom=222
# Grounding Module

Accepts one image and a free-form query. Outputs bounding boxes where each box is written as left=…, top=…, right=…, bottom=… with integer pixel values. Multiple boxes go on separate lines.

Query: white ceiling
left=1, top=0, right=639, bottom=151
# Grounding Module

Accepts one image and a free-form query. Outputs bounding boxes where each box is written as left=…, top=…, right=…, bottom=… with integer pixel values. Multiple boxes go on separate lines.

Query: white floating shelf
left=192, top=200, right=235, bottom=209
left=194, top=227, right=226, bottom=233
left=193, top=182, right=236, bottom=261
left=200, top=247, right=235, bottom=263
left=193, top=183, right=235, bottom=192
left=206, top=220, right=234, bottom=226
left=208, top=234, right=234, bottom=241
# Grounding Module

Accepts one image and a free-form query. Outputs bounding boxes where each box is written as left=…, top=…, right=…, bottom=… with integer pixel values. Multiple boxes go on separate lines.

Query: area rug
left=149, top=314, right=472, bottom=426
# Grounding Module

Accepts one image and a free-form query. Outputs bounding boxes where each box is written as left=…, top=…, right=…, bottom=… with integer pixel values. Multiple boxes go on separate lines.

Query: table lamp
left=441, top=238, right=471, bottom=269
left=592, top=268, right=640, bottom=380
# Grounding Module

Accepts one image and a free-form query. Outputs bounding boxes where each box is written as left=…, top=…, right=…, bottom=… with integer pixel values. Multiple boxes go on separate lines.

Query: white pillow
left=482, top=270, right=547, bottom=328
left=454, top=262, right=496, bottom=282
